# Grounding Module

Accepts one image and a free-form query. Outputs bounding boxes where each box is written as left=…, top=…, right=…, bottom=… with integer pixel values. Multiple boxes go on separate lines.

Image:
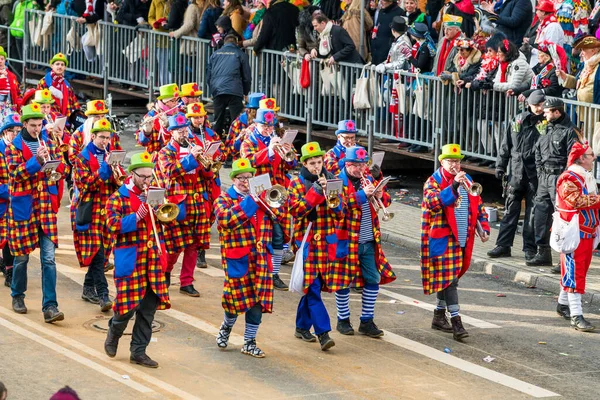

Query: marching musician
left=37, top=53, right=80, bottom=119
left=7, top=104, right=67, bottom=323
left=240, top=108, right=296, bottom=290
left=258, top=98, right=284, bottom=136
left=329, top=145, right=396, bottom=338
left=104, top=151, right=171, bottom=368
left=288, top=142, right=343, bottom=351
left=420, top=144, right=490, bottom=341
left=71, top=119, right=123, bottom=313
left=69, top=100, right=119, bottom=165
left=157, top=112, right=212, bottom=296
left=179, top=82, right=203, bottom=109
left=0, top=46, right=22, bottom=111
left=226, top=92, right=265, bottom=160
left=324, top=120, right=358, bottom=176
left=214, top=158, right=284, bottom=358
left=137, top=84, right=180, bottom=156
left=0, top=113, right=21, bottom=288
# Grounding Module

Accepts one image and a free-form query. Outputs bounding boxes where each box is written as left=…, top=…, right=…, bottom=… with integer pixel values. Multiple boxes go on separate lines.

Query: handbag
left=289, top=222, right=312, bottom=294
left=353, top=63, right=371, bottom=110
left=300, top=58, right=311, bottom=89
left=549, top=209, right=580, bottom=254
left=76, top=200, right=93, bottom=226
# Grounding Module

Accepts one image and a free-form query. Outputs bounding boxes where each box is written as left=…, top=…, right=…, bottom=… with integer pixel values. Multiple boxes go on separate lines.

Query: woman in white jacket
left=494, top=39, right=534, bottom=94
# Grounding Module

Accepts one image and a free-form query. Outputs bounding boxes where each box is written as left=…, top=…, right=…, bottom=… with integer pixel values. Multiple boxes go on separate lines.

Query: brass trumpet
left=269, top=134, right=296, bottom=162
left=326, top=190, right=340, bottom=208
left=360, top=173, right=394, bottom=222
left=182, top=137, right=221, bottom=174
left=37, top=135, right=62, bottom=182
left=462, top=179, right=483, bottom=196
left=45, top=116, right=69, bottom=152
left=149, top=172, right=180, bottom=223
left=112, top=165, right=126, bottom=185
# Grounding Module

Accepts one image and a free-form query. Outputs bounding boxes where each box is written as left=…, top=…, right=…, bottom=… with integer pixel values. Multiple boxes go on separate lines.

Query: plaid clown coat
left=420, top=169, right=490, bottom=295
left=106, top=183, right=171, bottom=316
left=69, top=124, right=122, bottom=165
left=215, top=186, right=286, bottom=315
left=137, top=107, right=172, bottom=156
left=37, top=72, right=80, bottom=118
left=226, top=112, right=251, bottom=159
left=288, top=172, right=345, bottom=293
left=328, top=169, right=396, bottom=291
left=71, top=143, right=119, bottom=266
left=0, top=141, right=10, bottom=249
left=324, top=145, right=346, bottom=177
left=6, top=130, right=67, bottom=256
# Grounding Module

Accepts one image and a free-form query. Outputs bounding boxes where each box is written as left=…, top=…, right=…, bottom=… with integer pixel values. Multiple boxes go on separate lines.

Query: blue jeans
left=296, top=275, right=331, bottom=335
left=358, top=241, right=381, bottom=285
left=11, top=229, right=58, bottom=311
left=272, top=222, right=284, bottom=251
left=156, top=48, right=171, bottom=86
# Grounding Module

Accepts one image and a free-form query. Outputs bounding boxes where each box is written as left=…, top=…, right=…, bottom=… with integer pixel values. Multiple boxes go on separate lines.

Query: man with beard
left=324, top=120, right=358, bottom=176
left=37, top=53, right=80, bottom=119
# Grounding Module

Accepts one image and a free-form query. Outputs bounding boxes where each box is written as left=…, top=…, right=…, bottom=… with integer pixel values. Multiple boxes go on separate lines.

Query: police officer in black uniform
left=488, top=90, right=546, bottom=261
left=527, top=97, right=580, bottom=267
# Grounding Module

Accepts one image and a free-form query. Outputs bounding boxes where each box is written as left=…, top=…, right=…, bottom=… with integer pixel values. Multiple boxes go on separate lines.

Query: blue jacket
left=494, top=0, right=533, bottom=47
left=207, top=43, right=252, bottom=98
left=197, top=6, right=223, bottom=39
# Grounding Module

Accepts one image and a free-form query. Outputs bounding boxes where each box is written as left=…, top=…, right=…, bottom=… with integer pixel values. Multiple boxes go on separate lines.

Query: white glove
left=136, top=17, right=145, bottom=24
left=375, top=63, right=386, bottom=74
left=49, top=86, right=63, bottom=100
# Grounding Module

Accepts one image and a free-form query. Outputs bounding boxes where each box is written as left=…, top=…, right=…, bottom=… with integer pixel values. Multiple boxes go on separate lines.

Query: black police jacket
left=534, top=113, right=579, bottom=173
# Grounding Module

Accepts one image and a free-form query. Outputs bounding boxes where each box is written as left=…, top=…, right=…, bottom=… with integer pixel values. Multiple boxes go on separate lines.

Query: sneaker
left=217, top=323, right=232, bottom=348
left=294, top=328, right=317, bottom=342
left=180, top=285, right=200, bottom=297
left=130, top=353, right=159, bottom=368
left=12, top=295, right=27, bottom=314
left=336, top=318, right=354, bottom=335
left=241, top=339, right=265, bottom=358
left=318, top=332, right=335, bottom=351
left=100, top=295, right=113, bottom=312
left=282, top=249, right=295, bottom=265
left=43, top=306, right=65, bottom=323
left=273, top=274, right=288, bottom=291
left=196, top=250, right=208, bottom=269
left=81, top=286, right=100, bottom=304
left=358, top=319, right=384, bottom=338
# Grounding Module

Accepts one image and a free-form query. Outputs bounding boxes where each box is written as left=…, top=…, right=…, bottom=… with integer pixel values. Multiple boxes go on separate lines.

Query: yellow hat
left=49, top=52, right=69, bottom=67
left=438, top=144, right=464, bottom=161
left=259, top=98, right=280, bottom=112
left=443, top=14, right=463, bottom=28
left=180, top=82, right=202, bottom=98
left=33, top=89, right=55, bottom=104
left=185, top=102, right=207, bottom=117
left=85, top=100, right=109, bottom=116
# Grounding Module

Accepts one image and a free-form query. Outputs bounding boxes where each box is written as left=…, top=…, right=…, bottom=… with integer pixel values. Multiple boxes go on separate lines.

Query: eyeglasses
left=96, top=135, right=110, bottom=141
left=339, top=135, right=356, bottom=141
left=235, top=176, right=251, bottom=182
left=132, top=171, right=153, bottom=181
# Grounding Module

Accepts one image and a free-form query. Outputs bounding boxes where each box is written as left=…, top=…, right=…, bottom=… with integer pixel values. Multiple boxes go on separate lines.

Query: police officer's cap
left=527, top=90, right=545, bottom=105
left=543, top=97, right=564, bottom=110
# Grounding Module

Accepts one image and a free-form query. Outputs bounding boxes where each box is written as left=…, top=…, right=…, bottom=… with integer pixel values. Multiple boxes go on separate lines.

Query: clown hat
left=335, top=119, right=358, bottom=135
left=254, top=108, right=276, bottom=126
left=300, top=142, right=325, bottom=162
left=438, top=143, right=464, bottom=161
left=0, top=113, right=22, bottom=132
left=21, top=103, right=45, bottom=121
left=344, top=145, right=369, bottom=163
left=128, top=151, right=155, bottom=172
left=185, top=102, right=207, bottom=118
left=166, top=112, right=190, bottom=132
left=535, top=0, right=555, bottom=13
left=90, top=118, right=115, bottom=133
left=85, top=100, right=109, bottom=116
left=259, top=98, right=280, bottom=112
left=0, top=46, right=7, bottom=58
left=33, top=89, right=55, bottom=104
left=230, top=158, right=256, bottom=179
left=443, top=14, right=463, bottom=28
left=180, top=82, right=202, bottom=98
left=49, top=53, right=69, bottom=67
left=157, top=84, right=180, bottom=100
left=247, top=93, right=266, bottom=109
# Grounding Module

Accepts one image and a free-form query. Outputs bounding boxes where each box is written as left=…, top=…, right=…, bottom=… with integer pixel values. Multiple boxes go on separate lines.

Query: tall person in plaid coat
left=226, top=92, right=265, bottom=159
left=103, top=152, right=171, bottom=368
left=0, top=113, right=21, bottom=288
left=288, top=142, right=344, bottom=351
left=137, top=84, right=180, bottom=157
left=7, top=104, right=68, bottom=323
left=421, top=144, right=490, bottom=341
left=324, top=120, right=358, bottom=176
left=240, top=108, right=296, bottom=290
left=36, top=53, right=80, bottom=119
left=329, top=146, right=396, bottom=338
left=72, top=119, right=122, bottom=313
left=214, top=158, right=284, bottom=358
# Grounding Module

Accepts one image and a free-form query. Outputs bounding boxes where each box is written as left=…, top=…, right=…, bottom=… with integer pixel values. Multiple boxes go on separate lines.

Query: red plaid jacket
left=226, top=111, right=251, bottom=159
left=324, top=146, right=345, bottom=177
left=37, top=72, right=80, bottom=118
left=0, top=141, right=9, bottom=248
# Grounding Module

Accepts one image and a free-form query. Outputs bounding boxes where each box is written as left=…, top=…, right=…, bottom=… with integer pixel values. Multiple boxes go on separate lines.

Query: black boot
left=180, top=285, right=200, bottom=297
left=524, top=251, right=536, bottom=262
left=81, top=286, right=100, bottom=304
left=4, top=267, right=12, bottom=288
left=12, top=295, right=27, bottom=314
left=556, top=303, right=571, bottom=320
left=273, top=274, right=288, bottom=291
left=100, top=295, right=113, bottom=312
left=336, top=318, right=354, bottom=335
left=487, top=246, right=511, bottom=258
left=525, top=247, right=552, bottom=266
left=43, top=306, right=65, bottom=323
left=451, top=316, right=469, bottom=340
left=295, top=328, right=316, bottom=342
left=571, top=315, right=595, bottom=332
left=358, top=319, right=384, bottom=338
left=104, top=328, right=121, bottom=358
left=130, top=353, right=159, bottom=368
left=431, top=309, right=453, bottom=332
left=196, top=250, right=208, bottom=269
left=165, top=272, right=171, bottom=287
left=317, top=332, right=335, bottom=351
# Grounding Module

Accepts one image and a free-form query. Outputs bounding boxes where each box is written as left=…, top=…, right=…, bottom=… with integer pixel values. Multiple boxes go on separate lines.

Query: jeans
left=358, top=241, right=381, bottom=285
left=296, top=275, right=331, bottom=335
left=212, top=94, right=244, bottom=137
left=156, top=47, right=171, bottom=87
left=437, top=279, right=459, bottom=313
left=272, top=222, right=284, bottom=251
left=226, top=303, right=263, bottom=325
left=11, top=229, right=58, bottom=311
left=83, top=245, right=109, bottom=298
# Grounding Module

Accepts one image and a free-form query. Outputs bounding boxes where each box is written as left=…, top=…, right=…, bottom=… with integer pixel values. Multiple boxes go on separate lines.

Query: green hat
left=128, top=151, right=155, bottom=172
left=21, top=103, right=45, bottom=121
left=49, top=52, right=69, bottom=67
left=0, top=46, right=7, bottom=58
left=90, top=118, right=115, bottom=134
left=300, top=142, right=325, bottom=162
left=438, top=143, right=465, bottom=161
left=157, top=84, right=180, bottom=100
left=229, top=158, right=256, bottom=179
left=33, top=89, right=55, bottom=104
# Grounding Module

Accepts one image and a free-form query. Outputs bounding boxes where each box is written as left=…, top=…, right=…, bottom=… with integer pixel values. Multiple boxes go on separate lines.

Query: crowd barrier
left=13, top=10, right=600, bottom=169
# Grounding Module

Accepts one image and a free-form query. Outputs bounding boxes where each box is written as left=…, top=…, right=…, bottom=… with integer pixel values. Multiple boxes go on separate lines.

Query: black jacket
left=207, top=43, right=252, bottom=98
left=497, top=111, right=543, bottom=184
left=409, top=41, right=434, bottom=72
left=254, top=1, right=299, bottom=53
left=370, top=2, right=405, bottom=65
left=518, top=62, right=562, bottom=98
left=116, top=0, right=150, bottom=26
left=494, top=0, right=533, bottom=47
left=164, top=0, right=187, bottom=31
left=328, top=25, right=364, bottom=64
left=535, top=113, right=579, bottom=171
left=197, top=6, right=223, bottom=39
left=72, top=0, right=105, bottom=23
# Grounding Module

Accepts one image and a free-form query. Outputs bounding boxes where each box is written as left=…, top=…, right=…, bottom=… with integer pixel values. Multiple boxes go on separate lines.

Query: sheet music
left=146, top=187, right=165, bottom=206
left=371, top=151, right=385, bottom=168
left=281, top=130, right=298, bottom=145
left=204, top=141, right=222, bottom=158
left=373, top=176, right=391, bottom=193
left=249, top=173, right=272, bottom=196
left=53, top=116, right=67, bottom=132
left=326, top=178, right=343, bottom=197
left=106, top=150, right=126, bottom=164
left=41, top=160, right=60, bottom=172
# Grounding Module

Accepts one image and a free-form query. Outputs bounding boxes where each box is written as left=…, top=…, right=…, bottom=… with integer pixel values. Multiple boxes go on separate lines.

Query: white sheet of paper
left=41, top=160, right=60, bottom=172
left=204, top=141, right=222, bottom=158
left=53, top=116, right=67, bottom=132
left=146, top=187, right=165, bottom=206
left=373, top=176, right=391, bottom=193
left=371, top=151, right=385, bottom=167
left=281, top=130, right=298, bottom=145
left=106, top=150, right=126, bottom=164
left=249, top=173, right=272, bottom=196
left=326, top=178, right=343, bottom=197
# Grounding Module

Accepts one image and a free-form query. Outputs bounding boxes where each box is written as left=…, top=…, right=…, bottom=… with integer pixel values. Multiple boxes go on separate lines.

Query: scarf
left=51, top=71, right=64, bottom=90
left=125, top=176, right=147, bottom=203
left=531, top=62, right=554, bottom=89
left=348, top=172, right=361, bottom=191
left=82, top=118, right=94, bottom=147
left=499, top=61, right=509, bottom=83
left=568, top=164, right=597, bottom=195
left=475, top=53, right=498, bottom=80
left=437, top=36, right=457, bottom=75
left=82, top=0, right=95, bottom=17
left=318, top=21, right=334, bottom=57
left=536, top=14, right=558, bottom=42
left=578, top=52, right=600, bottom=89
left=157, top=100, right=176, bottom=115
left=89, top=142, right=106, bottom=163
left=458, top=54, right=468, bottom=70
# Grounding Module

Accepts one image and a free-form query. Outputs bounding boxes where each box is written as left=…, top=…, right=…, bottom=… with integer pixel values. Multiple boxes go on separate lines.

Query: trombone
left=149, top=171, right=180, bottom=223
left=251, top=184, right=288, bottom=218
left=37, top=135, right=62, bottom=182
left=360, top=173, right=394, bottom=222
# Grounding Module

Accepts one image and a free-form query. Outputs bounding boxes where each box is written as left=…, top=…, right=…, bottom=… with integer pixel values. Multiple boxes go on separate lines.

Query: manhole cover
left=84, top=316, right=163, bottom=335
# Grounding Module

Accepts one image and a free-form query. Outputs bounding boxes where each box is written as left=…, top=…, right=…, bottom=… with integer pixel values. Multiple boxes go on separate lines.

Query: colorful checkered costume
left=69, top=125, right=121, bottom=165
left=37, top=72, right=80, bottom=118
left=226, top=112, right=252, bottom=159
left=324, top=146, right=346, bottom=176
left=137, top=108, right=172, bottom=156
left=0, top=140, right=9, bottom=249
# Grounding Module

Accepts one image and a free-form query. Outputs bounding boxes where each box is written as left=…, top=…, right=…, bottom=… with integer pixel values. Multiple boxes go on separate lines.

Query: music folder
left=281, top=130, right=298, bottom=145
left=204, top=141, right=222, bottom=158
left=106, top=150, right=126, bottom=164
left=373, top=176, right=391, bottom=193
left=371, top=151, right=385, bottom=168
left=41, top=160, right=60, bottom=172
left=326, top=178, right=343, bottom=196
left=249, top=173, right=272, bottom=196
left=146, top=187, right=165, bottom=206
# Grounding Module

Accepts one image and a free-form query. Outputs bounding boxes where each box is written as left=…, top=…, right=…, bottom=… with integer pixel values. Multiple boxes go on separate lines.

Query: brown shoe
left=451, top=316, right=469, bottom=341
left=130, top=353, right=159, bottom=368
left=431, top=309, right=453, bottom=333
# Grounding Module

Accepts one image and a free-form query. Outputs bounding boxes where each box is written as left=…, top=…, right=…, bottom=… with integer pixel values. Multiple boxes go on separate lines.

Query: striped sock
left=224, top=313, right=238, bottom=328
left=360, top=283, right=379, bottom=322
left=272, top=249, right=283, bottom=275
left=448, top=304, right=460, bottom=318
left=449, top=310, right=459, bottom=318
left=283, top=243, right=289, bottom=251
left=244, top=323, right=260, bottom=341
left=436, top=299, right=446, bottom=311
left=335, top=288, right=351, bottom=320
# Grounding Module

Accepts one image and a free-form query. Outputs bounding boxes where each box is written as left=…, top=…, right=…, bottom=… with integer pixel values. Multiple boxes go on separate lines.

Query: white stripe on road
left=379, top=288, right=501, bottom=329
left=160, top=308, right=245, bottom=346
left=381, top=330, right=560, bottom=398
left=0, top=314, right=154, bottom=395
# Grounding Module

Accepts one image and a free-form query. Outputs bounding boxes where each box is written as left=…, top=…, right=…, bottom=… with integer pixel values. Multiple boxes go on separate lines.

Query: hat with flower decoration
left=166, top=112, right=190, bottom=131
left=85, top=99, right=109, bottom=116
left=0, top=46, right=7, bottom=59
left=185, top=102, right=207, bottom=118
left=180, top=82, right=203, bottom=98
left=335, top=119, right=358, bottom=135
left=90, top=118, right=115, bottom=134
left=157, top=83, right=180, bottom=100
left=128, top=151, right=155, bottom=172
left=259, top=98, right=280, bottom=112
left=344, top=145, right=369, bottom=163
left=0, top=113, right=22, bottom=133
left=254, top=108, right=276, bottom=126
left=456, top=39, right=476, bottom=49
left=438, top=143, right=465, bottom=161
left=21, top=103, right=45, bottom=121
left=33, top=89, right=55, bottom=104
left=49, top=52, right=69, bottom=67
left=230, top=158, right=256, bottom=179
left=300, top=141, right=326, bottom=162
left=247, top=93, right=266, bottom=109
left=443, top=14, right=463, bottom=28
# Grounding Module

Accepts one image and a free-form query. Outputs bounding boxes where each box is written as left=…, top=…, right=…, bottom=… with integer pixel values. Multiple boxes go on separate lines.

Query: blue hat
left=166, top=112, right=190, bottom=132
left=335, top=119, right=358, bottom=135
left=408, top=23, right=429, bottom=39
left=247, top=93, right=266, bottom=109
left=254, top=108, right=276, bottom=126
left=0, top=113, right=22, bottom=133
left=344, top=145, right=369, bottom=163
